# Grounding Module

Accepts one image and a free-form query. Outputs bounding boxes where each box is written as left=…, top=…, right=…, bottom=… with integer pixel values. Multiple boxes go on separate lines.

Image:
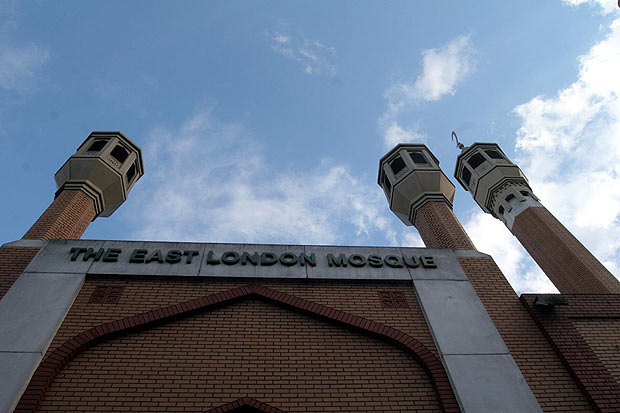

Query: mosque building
left=1, top=131, right=619, bottom=412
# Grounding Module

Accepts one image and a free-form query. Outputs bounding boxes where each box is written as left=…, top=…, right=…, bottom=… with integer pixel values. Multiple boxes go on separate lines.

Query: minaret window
left=408, top=150, right=428, bottom=165
left=110, top=145, right=129, bottom=164
left=467, top=153, right=486, bottom=169
left=462, top=167, right=472, bottom=187
left=87, top=139, right=108, bottom=152
left=382, top=174, right=391, bottom=193
left=126, top=163, right=137, bottom=183
left=389, top=156, right=407, bottom=175
left=485, top=149, right=504, bottom=159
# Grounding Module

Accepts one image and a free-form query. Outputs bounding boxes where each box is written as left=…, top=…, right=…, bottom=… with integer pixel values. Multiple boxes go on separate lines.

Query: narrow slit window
left=382, top=174, right=392, bottom=193
left=498, top=206, right=505, bottom=215
left=126, top=163, right=136, bottom=183
left=520, top=190, right=529, bottom=196
left=485, top=149, right=504, bottom=160
left=505, top=194, right=516, bottom=202
left=110, top=145, right=129, bottom=164
left=462, top=167, right=472, bottom=187
left=408, top=150, right=428, bottom=165
left=87, top=140, right=108, bottom=152
left=467, top=153, right=486, bottom=169
left=389, top=156, right=407, bottom=175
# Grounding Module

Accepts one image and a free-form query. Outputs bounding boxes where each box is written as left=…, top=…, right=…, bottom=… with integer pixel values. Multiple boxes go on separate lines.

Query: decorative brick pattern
left=0, top=245, right=40, bottom=299
left=459, top=257, right=594, bottom=412
left=512, top=206, right=620, bottom=294
left=413, top=202, right=476, bottom=250
left=521, top=294, right=620, bottom=413
left=88, top=285, right=124, bottom=304
left=18, top=284, right=459, bottom=413
left=23, top=190, right=97, bottom=241
left=379, top=291, right=409, bottom=308
left=204, top=397, right=285, bottom=413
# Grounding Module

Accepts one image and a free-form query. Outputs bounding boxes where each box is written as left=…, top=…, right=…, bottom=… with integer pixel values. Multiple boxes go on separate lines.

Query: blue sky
left=1, top=0, right=619, bottom=293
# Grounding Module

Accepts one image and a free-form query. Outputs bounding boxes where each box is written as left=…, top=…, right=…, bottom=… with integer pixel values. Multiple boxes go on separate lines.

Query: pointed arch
left=203, top=396, right=286, bottom=412
left=15, top=284, right=460, bottom=413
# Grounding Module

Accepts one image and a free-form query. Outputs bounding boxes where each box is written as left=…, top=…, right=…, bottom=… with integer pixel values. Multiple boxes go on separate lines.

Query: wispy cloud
left=0, top=44, right=49, bottom=93
left=379, top=35, right=475, bottom=148
left=382, top=121, right=427, bottom=148
left=127, top=109, right=402, bottom=245
left=562, top=0, right=619, bottom=14
left=268, top=24, right=337, bottom=77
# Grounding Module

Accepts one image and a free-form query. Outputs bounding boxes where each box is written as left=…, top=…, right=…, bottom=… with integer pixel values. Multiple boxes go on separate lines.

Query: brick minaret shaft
left=413, top=201, right=475, bottom=251
left=512, top=205, right=619, bottom=294
left=23, top=190, right=97, bottom=241
left=454, top=142, right=620, bottom=295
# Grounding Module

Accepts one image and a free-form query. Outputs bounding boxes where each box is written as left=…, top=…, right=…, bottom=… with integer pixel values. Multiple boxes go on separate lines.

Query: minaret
left=378, top=143, right=475, bottom=250
left=22, top=131, right=144, bottom=241
left=454, top=142, right=620, bottom=294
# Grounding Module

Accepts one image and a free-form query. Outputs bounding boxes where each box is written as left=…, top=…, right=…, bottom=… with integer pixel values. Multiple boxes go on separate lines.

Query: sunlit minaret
left=453, top=141, right=620, bottom=294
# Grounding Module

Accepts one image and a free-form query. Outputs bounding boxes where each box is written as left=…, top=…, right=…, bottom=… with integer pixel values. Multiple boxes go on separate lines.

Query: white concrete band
left=412, top=277, right=542, bottom=412
left=503, top=197, right=543, bottom=230
left=0, top=272, right=84, bottom=412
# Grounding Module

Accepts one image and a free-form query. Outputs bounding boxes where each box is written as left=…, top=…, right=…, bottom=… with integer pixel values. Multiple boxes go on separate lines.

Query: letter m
left=327, top=254, right=347, bottom=267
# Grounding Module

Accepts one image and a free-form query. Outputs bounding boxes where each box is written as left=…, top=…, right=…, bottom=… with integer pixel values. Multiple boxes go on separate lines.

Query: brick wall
left=459, top=257, right=593, bottom=412
left=512, top=206, right=620, bottom=294
left=34, top=278, right=447, bottom=412
left=0, top=246, right=40, bottom=299
left=23, top=190, right=97, bottom=241
left=413, top=202, right=476, bottom=251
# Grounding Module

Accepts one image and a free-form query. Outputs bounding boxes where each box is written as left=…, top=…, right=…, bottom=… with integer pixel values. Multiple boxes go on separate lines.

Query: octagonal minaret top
left=378, top=143, right=455, bottom=226
left=54, top=131, right=144, bottom=217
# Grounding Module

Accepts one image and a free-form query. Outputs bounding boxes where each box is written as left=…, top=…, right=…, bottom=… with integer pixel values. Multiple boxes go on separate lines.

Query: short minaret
left=378, top=143, right=475, bottom=250
left=23, top=131, right=144, bottom=241
left=454, top=142, right=620, bottom=294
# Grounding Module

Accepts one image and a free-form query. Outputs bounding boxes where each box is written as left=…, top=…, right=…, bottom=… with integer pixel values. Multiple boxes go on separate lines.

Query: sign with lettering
left=25, top=240, right=469, bottom=281
left=69, top=247, right=437, bottom=269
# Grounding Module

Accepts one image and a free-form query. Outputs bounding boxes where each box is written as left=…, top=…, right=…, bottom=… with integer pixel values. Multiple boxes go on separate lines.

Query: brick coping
left=15, top=284, right=460, bottom=413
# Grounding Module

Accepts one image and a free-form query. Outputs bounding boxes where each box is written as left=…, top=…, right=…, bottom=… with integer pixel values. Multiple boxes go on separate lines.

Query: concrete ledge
left=443, top=354, right=542, bottom=412
left=1, top=239, right=45, bottom=248
left=414, top=279, right=508, bottom=355
left=0, top=352, right=41, bottom=413
left=0, top=272, right=85, bottom=353
left=454, top=250, right=491, bottom=259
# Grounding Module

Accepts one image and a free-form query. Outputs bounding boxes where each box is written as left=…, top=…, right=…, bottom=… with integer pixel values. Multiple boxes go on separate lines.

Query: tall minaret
left=22, top=131, right=144, bottom=241
left=454, top=142, right=620, bottom=294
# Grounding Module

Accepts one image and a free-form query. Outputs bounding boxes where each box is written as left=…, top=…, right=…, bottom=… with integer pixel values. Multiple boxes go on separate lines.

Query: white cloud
left=385, top=35, right=475, bottom=110
left=485, top=16, right=620, bottom=292
left=562, top=0, right=619, bottom=14
left=0, top=44, right=49, bottom=92
left=268, top=26, right=337, bottom=77
left=464, top=211, right=558, bottom=294
left=379, top=35, right=474, bottom=148
left=128, top=109, right=399, bottom=245
left=382, top=121, right=427, bottom=149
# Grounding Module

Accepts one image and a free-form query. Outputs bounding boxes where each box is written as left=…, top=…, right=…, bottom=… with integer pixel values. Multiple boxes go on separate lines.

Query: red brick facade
left=23, top=190, right=97, bottom=241
left=512, top=206, right=620, bottom=294
left=18, top=280, right=456, bottom=413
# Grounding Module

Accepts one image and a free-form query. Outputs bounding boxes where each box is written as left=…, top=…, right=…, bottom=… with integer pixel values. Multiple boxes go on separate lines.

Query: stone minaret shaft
left=454, top=142, right=620, bottom=294
left=23, top=131, right=144, bottom=241
left=378, top=143, right=476, bottom=251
